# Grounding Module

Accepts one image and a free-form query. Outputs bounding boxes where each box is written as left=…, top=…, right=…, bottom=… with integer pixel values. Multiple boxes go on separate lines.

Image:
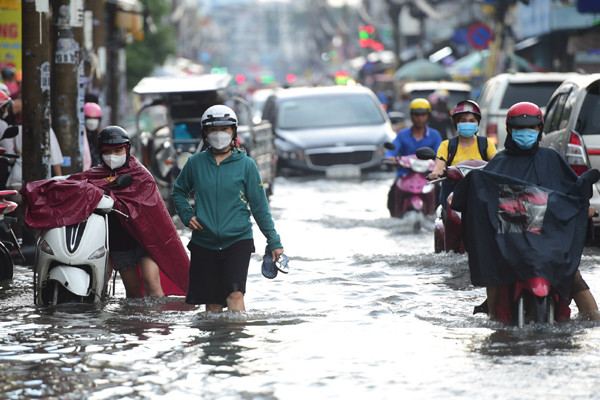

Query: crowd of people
left=2, top=64, right=599, bottom=321
left=385, top=95, right=600, bottom=321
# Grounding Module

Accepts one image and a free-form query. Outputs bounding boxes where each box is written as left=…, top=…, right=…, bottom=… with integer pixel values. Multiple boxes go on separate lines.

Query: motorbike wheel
left=0, top=242, right=14, bottom=280
left=516, top=292, right=554, bottom=327
left=41, top=280, right=85, bottom=305
left=434, top=232, right=443, bottom=253
left=517, top=295, right=525, bottom=328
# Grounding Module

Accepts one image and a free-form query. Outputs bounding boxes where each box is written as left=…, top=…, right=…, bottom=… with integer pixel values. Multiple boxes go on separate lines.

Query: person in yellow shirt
left=428, top=100, right=497, bottom=214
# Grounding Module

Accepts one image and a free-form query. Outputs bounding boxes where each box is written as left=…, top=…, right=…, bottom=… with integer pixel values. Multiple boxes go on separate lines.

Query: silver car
left=478, top=72, right=580, bottom=149
left=260, top=85, right=396, bottom=177
left=540, top=73, right=600, bottom=234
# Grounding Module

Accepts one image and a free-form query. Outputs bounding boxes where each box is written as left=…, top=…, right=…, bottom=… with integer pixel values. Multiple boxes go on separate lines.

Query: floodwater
left=2, top=172, right=600, bottom=399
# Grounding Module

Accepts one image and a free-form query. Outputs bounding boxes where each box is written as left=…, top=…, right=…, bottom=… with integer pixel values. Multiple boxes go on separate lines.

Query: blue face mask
left=457, top=122, right=478, bottom=138
left=512, top=129, right=539, bottom=149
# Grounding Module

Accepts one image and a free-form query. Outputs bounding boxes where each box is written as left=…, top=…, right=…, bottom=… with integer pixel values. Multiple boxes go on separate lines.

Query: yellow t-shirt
left=436, top=137, right=497, bottom=166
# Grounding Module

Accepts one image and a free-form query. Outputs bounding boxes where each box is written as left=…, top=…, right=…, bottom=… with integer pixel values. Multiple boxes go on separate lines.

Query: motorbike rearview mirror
left=111, top=174, right=133, bottom=189
left=416, top=147, right=436, bottom=160
left=587, top=168, right=600, bottom=184
left=383, top=142, right=395, bottom=150
left=1, top=126, right=19, bottom=140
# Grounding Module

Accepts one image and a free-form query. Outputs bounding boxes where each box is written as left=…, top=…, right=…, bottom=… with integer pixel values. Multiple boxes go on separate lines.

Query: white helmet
left=201, top=105, right=238, bottom=128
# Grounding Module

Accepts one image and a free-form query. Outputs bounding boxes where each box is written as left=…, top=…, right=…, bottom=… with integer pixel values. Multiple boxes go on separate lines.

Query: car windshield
left=575, top=84, right=600, bottom=135
left=500, top=82, right=563, bottom=109
left=409, top=90, right=471, bottom=109
left=277, top=93, right=385, bottom=129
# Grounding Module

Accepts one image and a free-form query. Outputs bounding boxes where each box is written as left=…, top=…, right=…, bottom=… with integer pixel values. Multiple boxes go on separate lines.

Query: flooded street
left=2, top=172, right=600, bottom=399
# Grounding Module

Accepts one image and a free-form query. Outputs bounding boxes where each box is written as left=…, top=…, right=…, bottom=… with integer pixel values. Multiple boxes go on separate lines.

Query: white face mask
left=207, top=131, right=233, bottom=150
left=85, top=118, right=100, bottom=131
left=102, top=154, right=127, bottom=170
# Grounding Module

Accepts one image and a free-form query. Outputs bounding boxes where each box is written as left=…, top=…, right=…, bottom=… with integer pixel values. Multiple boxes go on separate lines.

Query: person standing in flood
left=172, top=105, right=283, bottom=312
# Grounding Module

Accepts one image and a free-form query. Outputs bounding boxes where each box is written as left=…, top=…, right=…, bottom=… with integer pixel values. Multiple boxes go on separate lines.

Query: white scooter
left=33, top=175, right=132, bottom=306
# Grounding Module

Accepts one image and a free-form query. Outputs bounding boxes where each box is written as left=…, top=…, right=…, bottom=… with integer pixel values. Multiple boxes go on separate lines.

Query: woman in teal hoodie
left=172, top=105, right=284, bottom=312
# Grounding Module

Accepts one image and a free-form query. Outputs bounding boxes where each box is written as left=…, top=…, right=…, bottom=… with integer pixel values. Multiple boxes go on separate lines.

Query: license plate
left=325, top=165, right=361, bottom=178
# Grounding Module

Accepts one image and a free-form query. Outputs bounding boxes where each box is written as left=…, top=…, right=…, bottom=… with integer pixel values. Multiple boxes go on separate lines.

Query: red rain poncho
left=21, top=156, right=189, bottom=296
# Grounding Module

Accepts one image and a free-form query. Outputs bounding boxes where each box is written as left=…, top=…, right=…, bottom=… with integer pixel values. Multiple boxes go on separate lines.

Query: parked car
left=132, top=74, right=277, bottom=213
left=477, top=72, right=580, bottom=149
left=539, top=73, right=600, bottom=234
left=260, top=85, right=396, bottom=177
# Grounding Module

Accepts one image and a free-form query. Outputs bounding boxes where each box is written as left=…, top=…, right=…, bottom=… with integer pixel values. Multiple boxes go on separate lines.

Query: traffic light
left=358, top=25, right=384, bottom=51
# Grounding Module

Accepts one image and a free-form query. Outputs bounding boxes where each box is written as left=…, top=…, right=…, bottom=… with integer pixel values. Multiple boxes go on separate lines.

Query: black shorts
left=186, top=239, right=255, bottom=307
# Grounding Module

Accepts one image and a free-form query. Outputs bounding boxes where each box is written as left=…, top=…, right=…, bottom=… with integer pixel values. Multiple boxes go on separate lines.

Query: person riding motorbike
left=428, top=100, right=497, bottom=217
left=385, top=98, right=442, bottom=217
left=453, top=101, right=599, bottom=321
left=428, top=89, right=453, bottom=140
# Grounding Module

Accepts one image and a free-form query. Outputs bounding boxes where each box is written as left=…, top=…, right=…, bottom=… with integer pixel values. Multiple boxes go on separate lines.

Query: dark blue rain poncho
left=451, top=139, right=596, bottom=299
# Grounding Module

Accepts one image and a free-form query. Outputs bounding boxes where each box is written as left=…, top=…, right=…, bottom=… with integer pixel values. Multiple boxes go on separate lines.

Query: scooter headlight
left=40, top=239, right=54, bottom=255
left=88, top=246, right=106, bottom=260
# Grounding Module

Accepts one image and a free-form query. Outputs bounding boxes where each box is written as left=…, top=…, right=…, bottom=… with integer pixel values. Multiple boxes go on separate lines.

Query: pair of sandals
left=261, top=246, right=290, bottom=279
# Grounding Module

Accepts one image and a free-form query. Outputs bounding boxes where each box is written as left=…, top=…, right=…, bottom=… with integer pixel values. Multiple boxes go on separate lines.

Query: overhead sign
left=578, top=0, right=600, bottom=13
left=467, top=23, right=493, bottom=50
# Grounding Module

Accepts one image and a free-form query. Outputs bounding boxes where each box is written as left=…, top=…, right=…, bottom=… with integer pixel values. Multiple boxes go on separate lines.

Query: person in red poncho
left=21, top=126, right=189, bottom=298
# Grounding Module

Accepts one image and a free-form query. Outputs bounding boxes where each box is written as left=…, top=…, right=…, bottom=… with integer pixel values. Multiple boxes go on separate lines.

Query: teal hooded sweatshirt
left=172, top=148, right=282, bottom=251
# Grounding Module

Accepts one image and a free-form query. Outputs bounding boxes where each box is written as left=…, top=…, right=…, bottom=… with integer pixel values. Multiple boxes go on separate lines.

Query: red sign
left=467, top=23, right=493, bottom=50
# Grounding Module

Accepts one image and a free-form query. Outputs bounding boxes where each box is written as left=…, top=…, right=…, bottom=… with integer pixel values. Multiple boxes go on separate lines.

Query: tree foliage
left=125, top=0, right=176, bottom=90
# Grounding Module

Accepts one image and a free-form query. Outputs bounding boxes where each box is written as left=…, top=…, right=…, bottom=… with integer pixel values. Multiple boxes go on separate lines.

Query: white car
left=477, top=72, right=581, bottom=149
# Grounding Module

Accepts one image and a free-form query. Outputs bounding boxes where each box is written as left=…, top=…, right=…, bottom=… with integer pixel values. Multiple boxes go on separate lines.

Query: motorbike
left=385, top=144, right=436, bottom=230
left=415, top=146, right=487, bottom=253
left=0, top=189, right=24, bottom=280
left=33, top=175, right=132, bottom=306
left=475, top=278, right=572, bottom=327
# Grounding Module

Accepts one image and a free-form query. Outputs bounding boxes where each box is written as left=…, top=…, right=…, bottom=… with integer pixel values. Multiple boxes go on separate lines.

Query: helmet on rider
left=505, top=102, right=544, bottom=149
left=201, top=105, right=238, bottom=151
left=409, top=98, right=432, bottom=115
left=506, top=102, right=544, bottom=132
left=98, top=125, right=130, bottom=148
left=98, top=126, right=130, bottom=170
left=0, top=83, right=9, bottom=96
left=0, top=91, right=12, bottom=121
left=84, top=102, right=102, bottom=118
left=84, top=102, right=102, bottom=132
left=451, top=100, right=481, bottom=127
left=0, top=91, right=11, bottom=109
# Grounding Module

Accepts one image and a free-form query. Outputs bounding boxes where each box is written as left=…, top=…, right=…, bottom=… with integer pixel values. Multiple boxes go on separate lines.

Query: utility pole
left=52, top=0, right=84, bottom=174
left=21, top=0, right=52, bottom=183
left=85, top=0, right=106, bottom=101
left=105, top=1, right=122, bottom=125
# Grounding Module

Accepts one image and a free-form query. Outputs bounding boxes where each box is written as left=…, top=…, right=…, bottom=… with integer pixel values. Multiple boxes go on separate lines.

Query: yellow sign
left=0, top=6, right=22, bottom=71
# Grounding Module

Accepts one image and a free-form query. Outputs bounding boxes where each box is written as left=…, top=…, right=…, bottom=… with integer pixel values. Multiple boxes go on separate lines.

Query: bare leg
left=486, top=285, right=499, bottom=321
left=226, top=291, right=245, bottom=312
left=206, top=304, right=224, bottom=312
left=119, top=267, right=143, bottom=298
left=573, top=289, right=600, bottom=320
left=140, top=256, right=164, bottom=297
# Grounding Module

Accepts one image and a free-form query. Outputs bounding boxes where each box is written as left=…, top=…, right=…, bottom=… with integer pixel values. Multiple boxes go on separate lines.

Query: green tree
left=125, top=0, right=176, bottom=90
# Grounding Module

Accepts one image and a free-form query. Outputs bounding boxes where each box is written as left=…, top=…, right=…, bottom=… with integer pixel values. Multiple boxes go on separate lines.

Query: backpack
left=446, top=135, right=488, bottom=166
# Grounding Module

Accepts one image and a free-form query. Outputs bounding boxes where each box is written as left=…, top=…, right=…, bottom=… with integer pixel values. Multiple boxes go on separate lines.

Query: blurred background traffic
left=1, top=0, right=600, bottom=185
